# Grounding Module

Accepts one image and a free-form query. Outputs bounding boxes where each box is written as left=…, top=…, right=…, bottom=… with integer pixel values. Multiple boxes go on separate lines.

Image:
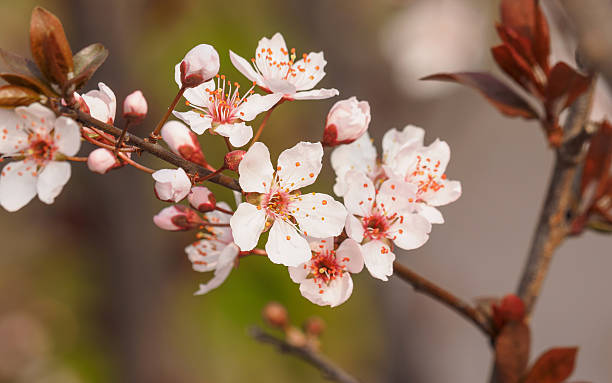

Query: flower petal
left=291, top=193, right=346, bottom=238
left=331, top=133, right=377, bottom=196
left=37, top=161, right=71, bottom=204
left=389, top=213, right=431, bottom=250
left=299, top=273, right=353, bottom=307
left=343, top=171, right=375, bottom=217
left=236, top=93, right=282, bottom=122
left=265, top=219, right=311, bottom=266
left=345, top=214, right=364, bottom=242
left=288, top=263, right=309, bottom=283
left=215, top=122, right=253, bottom=148
left=229, top=50, right=263, bottom=84
left=172, top=110, right=212, bottom=135
left=0, top=109, right=28, bottom=154
left=183, top=80, right=216, bottom=107
left=361, top=240, right=395, bottom=281
left=265, top=78, right=297, bottom=95
left=0, top=160, right=37, bottom=211
left=377, top=178, right=418, bottom=215
left=307, top=237, right=334, bottom=253
left=229, top=202, right=267, bottom=251
left=15, top=103, right=55, bottom=136
left=276, top=141, right=323, bottom=191
left=238, top=142, right=274, bottom=193
left=417, top=203, right=444, bottom=224
left=194, top=262, right=233, bottom=295
left=421, top=180, right=462, bottom=206
left=291, top=88, right=339, bottom=100
left=382, top=125, right=424, bottom=164
left=255, top=33, right=289, bottom=73
left=54, top=116, right=81, bottom=156
left=336, top=238, right=363, bottom=273
left=292, top=52, right=327, bottom=91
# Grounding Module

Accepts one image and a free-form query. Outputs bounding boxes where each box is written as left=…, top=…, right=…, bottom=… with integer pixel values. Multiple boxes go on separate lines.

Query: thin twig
left=118, top=153, right=154, bottom=174
left=249, top=326, right=360, bottom=383
left=393, top=261, right=494, bottom=337
left=150, top=86, right=186, bottom=139
left=250, top=100, right=282, bottom=148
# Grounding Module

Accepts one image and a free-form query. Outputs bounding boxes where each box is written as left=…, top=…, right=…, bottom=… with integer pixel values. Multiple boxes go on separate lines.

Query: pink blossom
left=188, top=186, right=216, bottom=212
left=87, top=148, right=118, bottom=174
left=152, top=168, right=191, bottom=202
left=153, top=205, right=203, bottom=231
left=322, top=97, right=371, bottom=146
left=160, top=121, right=206, bottom=165
left=178, top=44, right=220, bottom=88
left=123, top=90, right=148, bottom=120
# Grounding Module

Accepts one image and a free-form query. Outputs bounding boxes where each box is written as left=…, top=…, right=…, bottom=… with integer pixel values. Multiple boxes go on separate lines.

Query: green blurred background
left=1, top=0, right=611, bottom=382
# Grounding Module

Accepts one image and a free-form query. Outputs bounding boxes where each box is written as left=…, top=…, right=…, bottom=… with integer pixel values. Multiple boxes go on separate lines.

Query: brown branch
left=393, top=261, right=494, bottom=338
left=516, top=76, right=597, bottom=315
left=61, top=106, right=241, bottom=191
left=249, top=326, right=360, bottom=383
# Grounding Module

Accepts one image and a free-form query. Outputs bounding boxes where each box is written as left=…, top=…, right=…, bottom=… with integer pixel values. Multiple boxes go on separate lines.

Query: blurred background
left=0, top=0, right=610, bottom=382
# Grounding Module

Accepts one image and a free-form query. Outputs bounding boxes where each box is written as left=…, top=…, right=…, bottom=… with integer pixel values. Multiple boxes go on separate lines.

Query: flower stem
left=150, top=86, right=186, bottom=140
left=249, top=100, right=283, bottom=148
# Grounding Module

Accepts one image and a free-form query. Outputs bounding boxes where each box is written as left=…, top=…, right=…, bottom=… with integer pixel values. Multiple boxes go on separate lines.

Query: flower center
left=262, top=189, right=291, bottom=219
left=362, top=213, right=390, bottom=241
left=195, top=74, right=256, bottom=124
left=411, top=155, right=446, bottom=195
left=309, top=250, right=344, bottom=286
left=252, top=47, right=317, bottom=83
left=26, top=137, right=56, bottom=165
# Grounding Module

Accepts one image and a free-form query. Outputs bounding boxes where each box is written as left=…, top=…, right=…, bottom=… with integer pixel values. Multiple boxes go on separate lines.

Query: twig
left=393, top=261, right=494, bottom=337
left=150, top=86, right=186, bottom=139
left=250, top=100, right=282, bottom=147
left=249, top=326, right=360, bottom=383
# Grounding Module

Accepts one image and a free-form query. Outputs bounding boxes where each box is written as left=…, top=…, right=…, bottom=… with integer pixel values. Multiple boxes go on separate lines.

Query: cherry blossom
left=154, top=205, right=203, bottom=231
left=229, top=32, right=339, bottom=101
left=0, top=103, right=81, bottom=212
left=152, top=168, right=191, bottom=202
left=185, top=202, right=240, bottom=295
left=87, top=148, right=119, bottom=174
left=160, top=120, right=206, bottom=165
left=322, top=97, right=371, bottom=146
left=178, top=44, right=220, bottom=88
left=173, top=72, right=282, bottom=147
left=123, top=90, right=148, bottom=120
left=343, top=171, right=431, bottom=281
left=330, top=132, right=379, bottom=197
left=230, top=141, right=347, bottom=266
left=78, top=82, right=116, bottom=124
left=188, top=186, right=216, bottom=213
left=289, top=237, right=363, bottom=307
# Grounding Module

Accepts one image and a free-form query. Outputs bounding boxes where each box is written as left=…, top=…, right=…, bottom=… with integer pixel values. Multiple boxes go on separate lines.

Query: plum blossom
left=173, top=72, right=282, bottom=147
left=330, top=132, right=379, bottom=197
left=230, top=141, right=347, bottom=266
left=230, top=32, right=339, bottom=101
left=123, top=90, right=148, bottom=120
left=322, top=97, right=371, bottom=146
left=87, top=148, right=119, bottom=174
left=0, top=103, right=81, bottom=211
left=188, top=186, right=216, bottom=213
left=153, top=205, right=203, bottom=231
left=78, top=82, right=116, bottom=124
left=161, top=120, right=206, bottom=165
left=152, top=168, right=191, bottom=202
left=343, top=171, right=431, bottom=281
left=186, top=202, right=240, bottom=295
left=289, top=237, right=363, bottom=307
left=178, top=44, right=220, bottom=88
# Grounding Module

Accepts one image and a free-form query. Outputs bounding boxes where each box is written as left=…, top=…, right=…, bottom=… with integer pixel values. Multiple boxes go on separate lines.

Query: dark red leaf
left=546, top=62, right=592, bottom=114
left=0, top=48, right=44, bottom=80
left=494, top=321, right=531, bottom=383
left=422, top=72, right=538, bottom=119
left=0, top=85, right=41, bottom=107
left=29, top=6, right=73, bottom=87
left=69, top=43, right=108, bottom=90
left=500, top=0, right=537, bottom=40
left=524, top=347, right=578, bottom=383
left=0, top=73, right=54, bottom=97
left=581, top=120, right=612, bottom=196
left=492, top=44, right=539, bottom=94
left=496, top=24, right=537, bottom=68
left=534, top=4, right=550, bottom=71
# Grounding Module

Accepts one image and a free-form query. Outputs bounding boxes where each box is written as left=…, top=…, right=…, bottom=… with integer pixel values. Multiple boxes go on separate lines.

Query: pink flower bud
left=224, top=150, right=246, bottom=172
left=153, top=205, right=203, bottom=231
left=161, top=121, right=206, bottom=165
left=180, top=44, right=220, bottom=88
left=188, top=186, right=216, bottom=212
left=322, top=97, right=371, bottom=147
left=123, top=90, right=148, bottom=121
left=87, top=148, right=118, bottom=174
left=262, top=302, right=288, bottom=329
left=152, top=168, right=192, bottom=202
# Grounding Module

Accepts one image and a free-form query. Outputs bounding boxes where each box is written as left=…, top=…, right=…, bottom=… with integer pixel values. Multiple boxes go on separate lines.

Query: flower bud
left=303, top=317, right=326, bottom=336
left=87, top=148, right=118, bottom=174
left=224, top=150, right=246, bottom=172
left=179, top=44, right=220, bottom=88
left=262, top=302, right=288, bottom=329
left=123, top=90, right=148, bottom=121
left=152, top=168, right=192, bottom=202
left=161, top=121, right=207, bottom=166
left=491, top=293, right=526, bottom=329
left=153, top=205, right=203, bottom=231
left=188, top=186, right=216, bottom=213
left=285, top=326, right=307, bottom=348
left=322, top=96, right=371, bottom=147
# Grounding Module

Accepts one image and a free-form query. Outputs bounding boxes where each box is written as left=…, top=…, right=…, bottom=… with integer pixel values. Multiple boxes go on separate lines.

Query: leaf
left=524, top=347, right=578, bottom=383
left=533, top=4, right=550, bottom=71
left=492, top=44, right=539, bottom=93
left=70, top=43, right=108, bottom=90
left=0, top=73, right=54, bottom=97
left=500, top=0, right=537, bottom=40
left=581, top=120, right=612, bottom=196
left=0, top=85, right=41, bottom=107
left=422, top=72, right=539, bottom=119
left=0, top=48, right=44, bottom=79
left=545, top=62, right=592, bottom=114
left=494, top=321, right=531, bottom=383
left=29, top=6, right=73, bottom=87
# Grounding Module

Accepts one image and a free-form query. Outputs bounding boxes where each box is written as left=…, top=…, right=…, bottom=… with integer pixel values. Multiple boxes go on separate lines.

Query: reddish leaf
left=492, top=44, right=539, bottom=93
left=500, top=0, right=537, bottom=40
left=422, top=72, right=538, bottom=119
left=581, top=120, right=612, bottom=195
left=533, top=4, right=550, bottom=71
left=29, top=6, right=73, bottom=87
left=546, top=62, right=592, bottom=114
left=524, top=347, right=578, bottom=383
left=69, top=43, right=108, bottom=90
left=0, top=48, right=44, bottom=80
left=0, top=73, right=54, bottom=97
left=0, top=85, right=41, bottom=107
left=494, top=321, right=531, bottom=383
left=496, top=24, right=537, bottom=68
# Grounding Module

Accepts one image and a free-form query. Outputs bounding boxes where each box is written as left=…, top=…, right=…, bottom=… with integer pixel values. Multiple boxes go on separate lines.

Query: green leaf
left=70, top=43, right=109, bottom=90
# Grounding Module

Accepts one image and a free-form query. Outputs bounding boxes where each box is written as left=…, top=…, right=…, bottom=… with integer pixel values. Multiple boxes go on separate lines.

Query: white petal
left=229, top=202, right=267, bottom=251
left=81, top=95, right=110, bottom=123
left=345, top=214, right=364, bottom=242
left=422, top=180, right=462, bottom=206
left=376, top=178, right=418, bottom=215
left=288, top=263, right=309, bottom=283
left=229, top=50, right=263, bottom=84
left=15, top=103, right=56, bottom=135
left=331, top=133, right=377, bottom=196
left=361, top=240, right=395, bottom=281
left=54, top=117, right=81, bottom=156
left=194, top=262, right=233, bottom=295
left=307, top=237, right=334, bottom=253
left=183, top=80, right=216, bottom=107
left=291, top=88, right=339, bottom=100
left=172, top=110, right=212, bottom=135
left=236, top=93, right=282, bottom=122
left=299, top=273, right=353, bottom=307
left=389, top=213, right=431, bottom=250
left=292, top=52, right=327, bottom=91
left=97, top=82, right=117, bottom=121
left=291, top=193, right=346, bottom=238
left=417, top=203, right=444, bottom=224
left=255, top=33, right=289, bottom=72
left=215, top=122, right=253, bottom=148
left=265, top=78, right=297, bottom=95
left=0, top=109, right=28, bottom=154
left=336, top=238, right=364, bottom=273
left=238, top=142, right=274, bottom=193
left=0, top=160, right=37, bottom=211
left=174, top=63, right=182, bottom=87
left=276, top=141, right=323, bottom=191
left=186, top=239, right=222, bottom=272
left=152, top=168, right=191, bottom=202
left=382, top=125, right=424, bottom=163
left=36, top=161, right=71, bottom=204
left=265, top=219, right=311, bottom=266
left=343, top=171, right=375, bottom=216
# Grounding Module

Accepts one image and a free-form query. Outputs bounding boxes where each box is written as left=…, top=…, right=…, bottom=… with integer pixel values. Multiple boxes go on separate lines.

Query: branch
left=393, top=261, right=494, bottom=337
left=249, top=326, right=360, bottom=383
left=61, top=106, right=241, bottom=191
left=516, top=77, right=597, bottom=315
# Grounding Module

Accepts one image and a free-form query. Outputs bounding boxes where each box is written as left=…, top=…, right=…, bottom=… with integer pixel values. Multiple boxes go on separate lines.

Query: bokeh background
left=0, top=0, right=610, bottom=382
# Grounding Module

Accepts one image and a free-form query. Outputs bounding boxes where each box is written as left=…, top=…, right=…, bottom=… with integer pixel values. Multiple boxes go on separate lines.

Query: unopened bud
left=322, top=96, right=370, bottom=147
left=161, top=121, right=207, bottom=166
left=498, top=294, right=525, bottom=322
left=179, top=44, right=220, bottom=88
left=303, top=317, right=326, bottom=336
left=224, top=150, right=246, bottom=172
left=152, top=168, right=192, bottom=203
left=285, top=326, right=307, bottom=348
left=87, top=148, right=118, bottom=174
left=153, top=205, right=203, bottom=231
left=262, top=302, right=288, bottom=329
left=188, top=186, right=216, bottom=213
left=123, top=90, right=148, bottom=121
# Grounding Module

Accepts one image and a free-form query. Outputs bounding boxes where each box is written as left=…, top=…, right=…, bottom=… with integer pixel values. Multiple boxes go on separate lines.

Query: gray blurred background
left=0, top=0, right=610, bottom=382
